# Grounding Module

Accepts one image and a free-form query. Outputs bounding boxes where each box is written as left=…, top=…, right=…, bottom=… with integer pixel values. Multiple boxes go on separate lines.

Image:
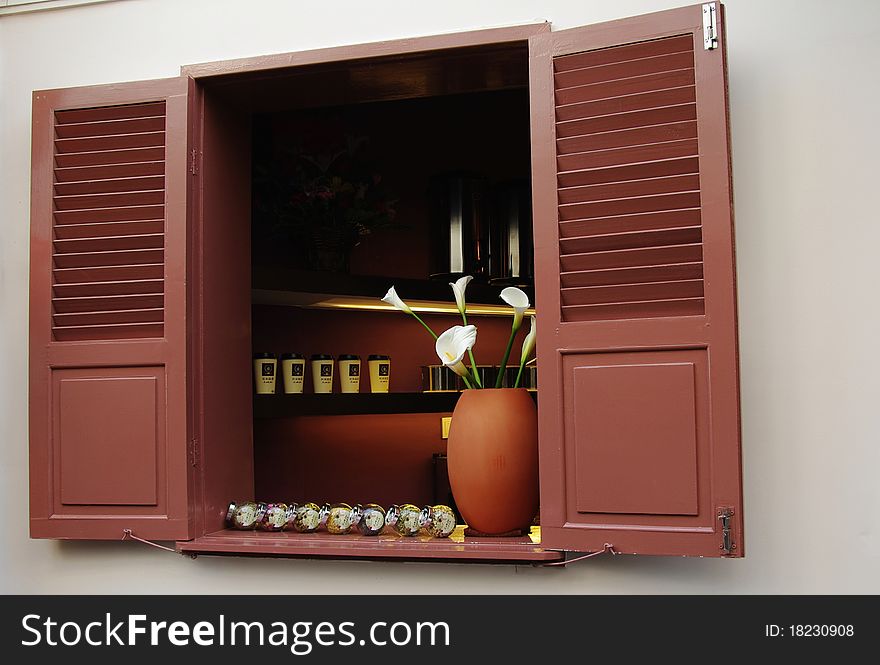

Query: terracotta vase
left=446, top=388, right=538, bottom=534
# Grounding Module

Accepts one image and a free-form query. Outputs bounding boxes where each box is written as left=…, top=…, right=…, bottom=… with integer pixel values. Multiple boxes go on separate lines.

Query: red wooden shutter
left=29, top=78, right=194, bottom=540
left=530, top=4, right=743, bottom=557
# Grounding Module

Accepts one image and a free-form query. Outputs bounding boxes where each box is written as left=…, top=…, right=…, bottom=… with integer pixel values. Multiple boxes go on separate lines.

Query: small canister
left=286, top=502, right=323, bottom=533
left=311, top=354, right=334, bottom=393
left=281, top=353, right=305, bottom=394
left=385, top=503, right=422, bottom=537
left=321, top=503, right=357, bottom=535
left=368, top=354, right=391, bottom=393
left=337, top=354, right=361, bottom=393
left=355, top=503, right=386, bottom=536
left=226, top=501, right=267, bottom=530
left=258, top=502, right=289, bottom=532
left=253, top=353, right=277, bottom=395
left=421, top=504, right=457, bottom=538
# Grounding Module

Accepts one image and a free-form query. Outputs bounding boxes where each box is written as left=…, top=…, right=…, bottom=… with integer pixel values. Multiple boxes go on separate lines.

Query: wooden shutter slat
left=53, top=279, right=164, bottom=298
left=55, top=175, right=165, bottom=196
left=559, top=191, right=701, bottom=221
left=54, top=146, right=165, bottom=168
left=561, top=296, right=704, bottom=321
left=54, top=233, right=164, bottom=253
left=561, top=279, right=704, bottom=306
left=559, top=209, right=702, bottom=238
left=554, top=34, right=694, bottom=72
left=53, top=220, right=164, bottom=239
left=557, top=120, right=697, bottom=154
left=54, top=190, right=164, bottom=211
left=54, top=116, right=165, bottom=139
left=52, top=293, right=164, bottom=313
left=559, top=243, right=702, bottom=272
left=559, top=261, right=704, bottom=288
left=555, top=85, right=696, bottom=122
left=558, top=156, right=699, bottom=188
left=54, top=204, right=164, bottom=225
left=54, top=101, right=166, bottom=123
left=560, top=226, right=701, bottom=253
left=556, top=102, right=696, bottom=138
left=54, top=131, right=165, bottom=153
left=554, top=51, right=694, bottom=89
left=558, top=173, right=700, bottom=204
left=54, top=161, right=165, bottom=183
left=52, top=263, right=165, bottom=283
left=51, top=322, right=164, bottom=341
left=558, top=138, right=698, bottom=171
left=555, top=68, right=695, bottom=106
left=53, top=308, right=164, bottom=327
left=53, top=248, right=163, bottom=268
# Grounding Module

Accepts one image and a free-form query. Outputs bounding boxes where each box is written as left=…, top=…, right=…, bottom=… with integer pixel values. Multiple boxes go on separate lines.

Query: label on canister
left=254, top=355, right=277, bottom=395
left=282, top=356, right=305, bottom=394
left=368, top=355, right=390, bottom=393
left=338, top=355, right=361, bottom=394
left=311, top=355, right=334, bottom=393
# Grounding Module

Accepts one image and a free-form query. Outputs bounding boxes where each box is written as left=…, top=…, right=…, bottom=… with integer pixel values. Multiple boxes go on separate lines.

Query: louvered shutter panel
left=30, top=78, right=194, bottom=540
left=530, top=4, right=743, bottom=557
left=52, top=101, right=167, bottom=341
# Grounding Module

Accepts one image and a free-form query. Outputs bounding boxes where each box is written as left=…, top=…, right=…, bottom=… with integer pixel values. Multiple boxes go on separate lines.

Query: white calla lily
left=435, top=325, right=477, bottom=381
left=449, top=275, right=473, bottom=318
left=520, top=315, right=537, bottom=364
left=381, top=286, right=412, bottom=314
left=500, top=286, right=530, bottom=330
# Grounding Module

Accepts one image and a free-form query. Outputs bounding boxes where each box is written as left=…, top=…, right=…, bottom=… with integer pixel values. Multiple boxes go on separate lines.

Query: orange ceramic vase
left=446, top=388, right=539, bottom=534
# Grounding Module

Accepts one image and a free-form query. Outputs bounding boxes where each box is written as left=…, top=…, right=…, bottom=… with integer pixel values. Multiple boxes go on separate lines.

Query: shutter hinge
left=717, top=506, right=736, bottom=555
left=702, top=3, right=719, bottom=50
left=189, top=437, right=199, bottom=467
left=189, top=147, right=199, bottom=176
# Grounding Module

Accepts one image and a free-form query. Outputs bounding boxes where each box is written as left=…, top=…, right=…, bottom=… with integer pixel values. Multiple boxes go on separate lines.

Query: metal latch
left=717, top=506, right=735, bottom=555
left=702, top=3, right=719, bottom=50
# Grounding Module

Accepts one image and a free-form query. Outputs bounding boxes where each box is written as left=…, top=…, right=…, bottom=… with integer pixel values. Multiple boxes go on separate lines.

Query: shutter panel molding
left=30, top=78, right=194, bottom=540
left=530, top=4, right=743, bottom=557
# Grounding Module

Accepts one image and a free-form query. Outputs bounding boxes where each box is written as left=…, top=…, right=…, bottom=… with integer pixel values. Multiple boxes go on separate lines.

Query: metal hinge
left=702, top=3, right=719, bottom=50
left=717, top=506, right=736, bottom=555
left=189, top=437, right=199, bottom=467
left=189, top=147, right=199, bottom=175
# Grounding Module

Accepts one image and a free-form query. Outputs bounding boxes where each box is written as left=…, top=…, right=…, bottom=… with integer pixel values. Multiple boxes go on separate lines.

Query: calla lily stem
left=410, top=311, right=438, bottom=340
left=494, top=323, right=519, bottom=388
left=513, top=363, right=526, bottom=389
left=459, top=311, right=483, bottom=388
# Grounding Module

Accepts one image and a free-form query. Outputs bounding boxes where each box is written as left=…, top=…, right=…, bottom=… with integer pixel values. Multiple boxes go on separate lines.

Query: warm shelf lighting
left=252, top=290, right=536, bottom=317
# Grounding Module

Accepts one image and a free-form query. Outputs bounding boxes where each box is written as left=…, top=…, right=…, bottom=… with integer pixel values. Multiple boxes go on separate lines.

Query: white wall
left=2, top=0, right=878, bottom=594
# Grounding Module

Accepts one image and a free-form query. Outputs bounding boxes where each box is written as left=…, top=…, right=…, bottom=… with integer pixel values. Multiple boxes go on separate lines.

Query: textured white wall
left=1, top=0, right=878, bottom=594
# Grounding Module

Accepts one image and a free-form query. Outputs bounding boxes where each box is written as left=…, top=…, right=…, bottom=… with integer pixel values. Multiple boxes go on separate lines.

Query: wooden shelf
left=252, top=266, right=534, bottom=314
left=253, top=391, right=461, bottom=417
left=177, top=527, right=562, bottom=563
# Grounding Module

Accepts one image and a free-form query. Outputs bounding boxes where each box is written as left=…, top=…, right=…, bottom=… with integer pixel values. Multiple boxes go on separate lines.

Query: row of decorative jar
left=227, top=501, right=457, bottom=538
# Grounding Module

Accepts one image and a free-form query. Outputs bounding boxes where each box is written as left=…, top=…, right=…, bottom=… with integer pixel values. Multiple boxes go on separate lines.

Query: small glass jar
left=285, top=502, right=323, bottom=533
left=226, top=501, right=266, bottom=530
left=385, top=503, right=422, bottom=537
left=321, top=502, right=358, bottom=535
left=257, top=502, right=289, bottom=532
left=421, top=504, right=457, bottom=538
left=355, top=503, right=386, bottom=536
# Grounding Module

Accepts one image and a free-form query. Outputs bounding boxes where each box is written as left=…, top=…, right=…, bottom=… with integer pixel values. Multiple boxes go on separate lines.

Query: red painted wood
left=30, top=77, right=194, bottom=540
left=177, top=529, right=561, bottom=563
left=530, top=3, right=743, bottom=556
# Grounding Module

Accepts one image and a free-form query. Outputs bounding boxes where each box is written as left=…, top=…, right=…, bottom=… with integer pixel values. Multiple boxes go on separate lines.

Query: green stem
left=410, top=311, right=438, bottom=340
left=513, top=362, right=525, bottom=389
left=460, top=373, right=473, bottom=390
left=494, top=324, right=519, bottom=388
left=459, top=310, right=482, bottom=388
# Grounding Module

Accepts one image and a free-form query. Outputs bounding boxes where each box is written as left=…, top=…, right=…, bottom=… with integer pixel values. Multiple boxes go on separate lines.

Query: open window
left=30, top=4, right=741, bottom=561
